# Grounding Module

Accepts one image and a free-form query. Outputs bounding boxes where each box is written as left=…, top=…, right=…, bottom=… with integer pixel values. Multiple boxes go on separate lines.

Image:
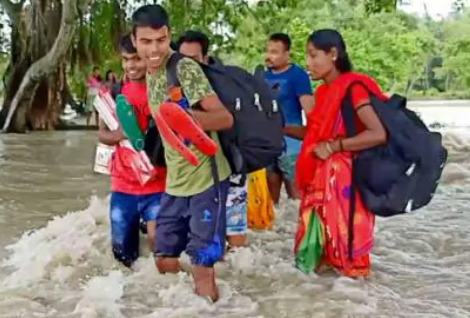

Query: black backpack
left=341, top=82, right=447, bottom=219
left=143, top=119, right=166, bottom=167
left=166, top=53, right=284, bottom=174
left=341, top=82, right=447, bottom=260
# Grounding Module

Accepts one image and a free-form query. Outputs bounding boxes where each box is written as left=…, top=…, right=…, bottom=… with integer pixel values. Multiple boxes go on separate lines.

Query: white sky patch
left=399, top=0, right=467, bottom=19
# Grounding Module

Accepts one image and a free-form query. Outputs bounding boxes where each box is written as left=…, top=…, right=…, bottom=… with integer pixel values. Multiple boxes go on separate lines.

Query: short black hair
left=269, top=33, right=291, bottom=51
left=131, top=4, right=169, bottom=35
left=92, top=66, right=100, bottom=72
left=105, top=70, right=114, bottom=81
left=177, top=30, right=210, bottom=56
left=119, top=33, right=137, bottom=54
left=308, top=29, right=353, bottom=73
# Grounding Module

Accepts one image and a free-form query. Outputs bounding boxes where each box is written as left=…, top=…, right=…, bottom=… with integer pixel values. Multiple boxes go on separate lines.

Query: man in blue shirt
left=264, top=33, right=314, bottom=206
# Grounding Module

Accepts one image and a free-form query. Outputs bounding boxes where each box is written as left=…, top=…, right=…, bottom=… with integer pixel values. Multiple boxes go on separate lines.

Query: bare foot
left=193, top=266, right=219, bottom=302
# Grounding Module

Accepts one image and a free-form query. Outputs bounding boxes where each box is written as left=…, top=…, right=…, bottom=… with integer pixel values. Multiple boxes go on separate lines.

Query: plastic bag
left=93, top=90, right=157, bottom=184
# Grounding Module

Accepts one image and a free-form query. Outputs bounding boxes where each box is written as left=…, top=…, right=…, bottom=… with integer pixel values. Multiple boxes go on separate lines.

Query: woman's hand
left=313, top=142, right=332, bottom=160
left=312, top=140, right=341, bottom=160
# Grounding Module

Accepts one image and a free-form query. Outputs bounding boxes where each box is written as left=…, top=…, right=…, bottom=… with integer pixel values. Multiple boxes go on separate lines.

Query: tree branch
left=0, top=0, right=22, bottom=19
left=0, top=0, right=16, bottom=16
left=1, top=0, right=92, bottom=132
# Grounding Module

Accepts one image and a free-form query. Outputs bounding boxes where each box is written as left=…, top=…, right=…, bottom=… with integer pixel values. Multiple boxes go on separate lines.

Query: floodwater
left=0, top=101, right=469, bottom=318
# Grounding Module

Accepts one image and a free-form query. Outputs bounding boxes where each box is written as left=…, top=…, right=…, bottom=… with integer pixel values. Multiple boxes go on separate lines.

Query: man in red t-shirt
left=98, top=33, right=166, bottom=267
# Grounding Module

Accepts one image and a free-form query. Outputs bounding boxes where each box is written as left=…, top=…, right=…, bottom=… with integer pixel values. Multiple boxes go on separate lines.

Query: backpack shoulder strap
left=166, top=52, right=183, bottom=88
left=339, top=80, right=372, bottom=260
left=166, top=53, right=212, bottom=96
left=340, top=80, right=375, bottom=138
left=339, top=85, right=358, bottom=261
left=253, top=64, right=265, bottom=81
left=208, top=56, right=224, bottom=68
left=166, top=52, right=221, bottom=191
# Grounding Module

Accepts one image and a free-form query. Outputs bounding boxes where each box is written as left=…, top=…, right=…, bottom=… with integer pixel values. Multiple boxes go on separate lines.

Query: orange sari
left=295, top=72, right=387, bottom=277
left=247, top=169, right=275, bottom=230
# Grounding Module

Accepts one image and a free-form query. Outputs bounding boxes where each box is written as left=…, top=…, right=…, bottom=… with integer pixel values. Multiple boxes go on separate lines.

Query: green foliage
left=340, top=12, right=436, bottom=92
left=364, top=0, right=399, bottom=14
left=67, top=0, right=250, bottom=100
left=163, top=0, right=249, bottom=53
left=0, top=53, right=7, bottom=97
left=439, top=10, right=470, bottom=91
left=228, top=0, right=469, bottom=97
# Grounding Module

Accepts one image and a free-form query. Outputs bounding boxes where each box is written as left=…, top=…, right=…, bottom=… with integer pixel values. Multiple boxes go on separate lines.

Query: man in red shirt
left=98, top=33, right=166, bottom=267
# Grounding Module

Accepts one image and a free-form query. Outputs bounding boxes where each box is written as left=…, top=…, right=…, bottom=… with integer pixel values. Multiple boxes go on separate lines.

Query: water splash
left=0, top=129, right=469, bottom=317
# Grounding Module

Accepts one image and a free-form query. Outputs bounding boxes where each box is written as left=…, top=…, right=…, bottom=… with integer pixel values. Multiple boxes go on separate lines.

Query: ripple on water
left=0, top=130, right=469, bottom=317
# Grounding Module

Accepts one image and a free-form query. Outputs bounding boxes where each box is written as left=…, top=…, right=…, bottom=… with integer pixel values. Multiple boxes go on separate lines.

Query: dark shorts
left=110, top=191, right=162, bottom=267
left=155, top=180, right=230, bottom=267
left=266, top=153, right=298, bottom=182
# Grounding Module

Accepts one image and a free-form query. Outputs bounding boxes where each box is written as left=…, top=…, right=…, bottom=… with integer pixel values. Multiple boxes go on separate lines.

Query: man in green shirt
left=131, top=5, right=233, bottom=302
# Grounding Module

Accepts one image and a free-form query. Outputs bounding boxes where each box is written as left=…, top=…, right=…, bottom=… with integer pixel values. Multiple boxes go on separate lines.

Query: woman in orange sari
left=292, top=29, right=388, bottom=278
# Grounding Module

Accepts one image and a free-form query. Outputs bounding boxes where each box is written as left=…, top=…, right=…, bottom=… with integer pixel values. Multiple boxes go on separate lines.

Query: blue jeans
left=110, top=192, right=162, bottom=267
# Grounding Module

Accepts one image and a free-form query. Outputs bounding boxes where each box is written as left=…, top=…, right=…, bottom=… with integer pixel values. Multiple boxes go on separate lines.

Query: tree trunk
left=0, top=0, right=29, bottom=131
left=0, top=60, right=31, bottom=132
left=0, top=0, right=91, bottom=133
left=446, top=73, right=451, bottom=92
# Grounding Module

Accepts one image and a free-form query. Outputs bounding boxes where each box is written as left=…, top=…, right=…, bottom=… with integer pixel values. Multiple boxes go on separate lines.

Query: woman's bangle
left=326, top=142, right=334, bottom=155
left=328, top=140, right=342, bottom=154
left=339, top=139, right=344, bottom=151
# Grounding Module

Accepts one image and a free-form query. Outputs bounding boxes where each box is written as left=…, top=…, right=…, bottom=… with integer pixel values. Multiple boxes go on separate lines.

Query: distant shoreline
left=408, top=100, right=470, bottom=107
